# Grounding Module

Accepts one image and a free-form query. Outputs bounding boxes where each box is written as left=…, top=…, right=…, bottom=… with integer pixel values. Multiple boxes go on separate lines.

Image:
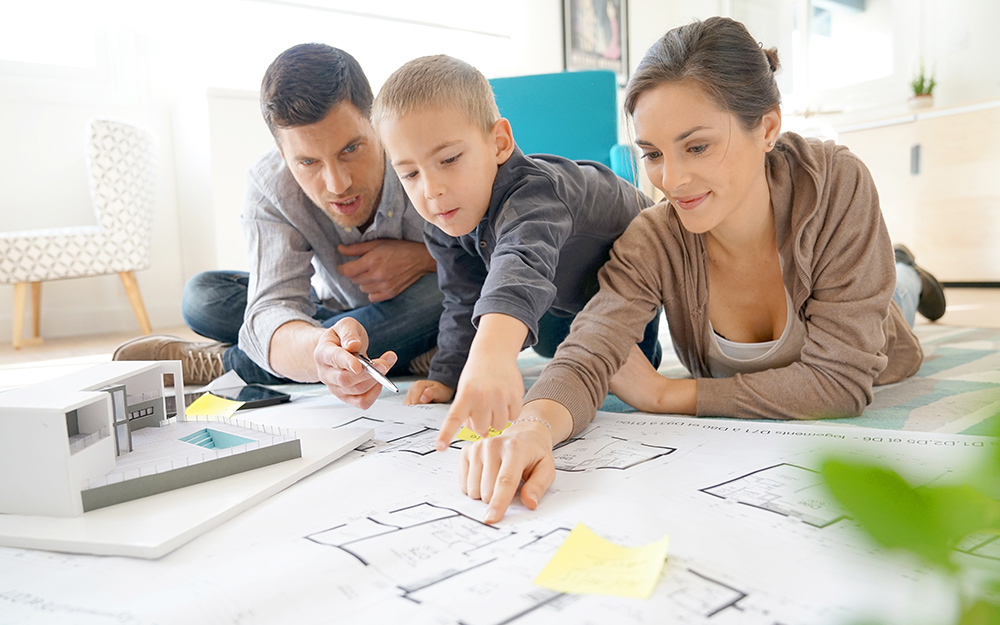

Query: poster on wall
left=563, top=0, right=628, bottom=81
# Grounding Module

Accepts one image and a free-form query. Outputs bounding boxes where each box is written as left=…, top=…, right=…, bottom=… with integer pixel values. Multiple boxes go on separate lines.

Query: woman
left=462, top=16, right=945, bottom=524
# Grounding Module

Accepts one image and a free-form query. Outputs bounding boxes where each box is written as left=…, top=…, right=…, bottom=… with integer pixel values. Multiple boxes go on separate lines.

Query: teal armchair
left=489, top=70, right=639, bottom=186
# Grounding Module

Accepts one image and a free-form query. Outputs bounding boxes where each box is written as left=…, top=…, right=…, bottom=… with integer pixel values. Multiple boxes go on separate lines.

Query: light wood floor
left=2, top=288, right=999, bottom=392
left=0, top=324, right=204, bottom=392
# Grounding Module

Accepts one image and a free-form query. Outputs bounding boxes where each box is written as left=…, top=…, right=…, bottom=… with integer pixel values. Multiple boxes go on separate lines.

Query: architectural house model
left=0, top=361, right=301, bottom=518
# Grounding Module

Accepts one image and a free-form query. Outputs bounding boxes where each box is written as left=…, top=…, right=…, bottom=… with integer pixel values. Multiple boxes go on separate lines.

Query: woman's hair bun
left=764, top=47, right=780, bottom=73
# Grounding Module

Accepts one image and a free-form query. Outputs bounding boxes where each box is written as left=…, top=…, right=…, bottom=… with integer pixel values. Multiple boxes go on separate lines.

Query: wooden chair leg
left=119, top=271, right=153, bottom=335
left=12, top=282, right=26, bottom=350
left=30, top=281, right=41, bottom=339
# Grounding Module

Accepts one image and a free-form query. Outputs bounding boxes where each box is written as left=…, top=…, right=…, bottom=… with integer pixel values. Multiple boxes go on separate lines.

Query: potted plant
left=910, top=61, right=936, bottom=108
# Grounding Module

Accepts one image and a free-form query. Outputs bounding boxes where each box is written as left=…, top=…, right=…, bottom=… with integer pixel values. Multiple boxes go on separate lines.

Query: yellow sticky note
left=534, top=523, right=669, bottom=599
left=184, top=393, right=244, bottom=418
left=455, top=424, right=509, bottom=442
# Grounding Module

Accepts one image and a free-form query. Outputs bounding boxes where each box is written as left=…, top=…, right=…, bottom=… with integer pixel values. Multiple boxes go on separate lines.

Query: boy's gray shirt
left=238, top=147, right=425, bottom=375
left=425, top=147, right=653, bottom=389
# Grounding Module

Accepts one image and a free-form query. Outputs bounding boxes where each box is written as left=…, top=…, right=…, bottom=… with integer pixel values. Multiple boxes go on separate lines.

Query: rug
left=514, top=324, right=1000, bottom=436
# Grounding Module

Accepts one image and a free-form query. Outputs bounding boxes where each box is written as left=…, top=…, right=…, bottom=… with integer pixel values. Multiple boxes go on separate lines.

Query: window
left=806, top=0, right=894, bottom=92
left=732, top=0, right=901, bottom=113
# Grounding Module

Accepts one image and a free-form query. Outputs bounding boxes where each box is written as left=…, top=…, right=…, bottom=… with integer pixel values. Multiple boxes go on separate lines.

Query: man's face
left=278, top=101, right=385, bottom=230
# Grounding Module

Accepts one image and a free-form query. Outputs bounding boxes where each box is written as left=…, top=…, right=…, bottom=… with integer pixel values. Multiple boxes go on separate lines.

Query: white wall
left=0, top=5, right=188, bottom=342
left=921, top=0, right=1000, bottom=107
left=0, top=0, right=565, bottom=342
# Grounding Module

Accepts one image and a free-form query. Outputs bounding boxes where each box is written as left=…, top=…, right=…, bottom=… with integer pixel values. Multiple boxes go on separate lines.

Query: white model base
left=0, top=427, right=371, bottom=559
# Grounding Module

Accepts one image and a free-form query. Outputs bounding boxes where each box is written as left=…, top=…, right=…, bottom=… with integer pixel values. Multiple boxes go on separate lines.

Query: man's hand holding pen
left=314, top=318, right=397, bottom=409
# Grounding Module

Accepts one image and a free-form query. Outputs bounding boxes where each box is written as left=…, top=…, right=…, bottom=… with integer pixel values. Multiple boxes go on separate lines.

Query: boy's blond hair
left=372, top=55, right=500, bottom=136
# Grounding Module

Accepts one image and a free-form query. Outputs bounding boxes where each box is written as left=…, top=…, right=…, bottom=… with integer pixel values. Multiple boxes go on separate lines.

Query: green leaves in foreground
left=959, top=582, right=1000, bottom=625
left=820, top=459, right=1000, bottom=572
left=820, top=414, right=1000, bottom=623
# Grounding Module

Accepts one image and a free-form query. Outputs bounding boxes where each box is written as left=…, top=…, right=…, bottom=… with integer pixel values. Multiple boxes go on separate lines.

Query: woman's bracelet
left=509, top=415, right=554, bottom=441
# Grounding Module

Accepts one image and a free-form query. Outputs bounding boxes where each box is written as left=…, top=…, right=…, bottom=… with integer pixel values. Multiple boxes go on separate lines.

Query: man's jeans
left=182, top=271, right=444, bottom=385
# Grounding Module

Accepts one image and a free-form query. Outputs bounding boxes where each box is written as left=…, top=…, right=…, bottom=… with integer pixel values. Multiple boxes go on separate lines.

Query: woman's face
left=632, top=80, right=778, bottom=235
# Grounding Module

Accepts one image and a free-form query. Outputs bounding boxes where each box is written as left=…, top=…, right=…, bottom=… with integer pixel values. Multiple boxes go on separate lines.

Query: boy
left=370, top=55, right=660, bottom=449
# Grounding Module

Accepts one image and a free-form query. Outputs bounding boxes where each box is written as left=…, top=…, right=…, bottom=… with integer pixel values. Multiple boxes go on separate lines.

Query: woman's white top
left=706, top=288, right=807, bottom=378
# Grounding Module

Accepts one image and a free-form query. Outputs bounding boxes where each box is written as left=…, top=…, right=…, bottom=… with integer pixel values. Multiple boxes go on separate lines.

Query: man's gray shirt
left=238, top=147, right=425, bottom=375
left=425, top=147, right=653, bottom=389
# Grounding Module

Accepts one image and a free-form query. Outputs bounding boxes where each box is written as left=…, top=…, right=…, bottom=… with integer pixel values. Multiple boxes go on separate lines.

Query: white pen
left=354, top=353, right=400, bottom=393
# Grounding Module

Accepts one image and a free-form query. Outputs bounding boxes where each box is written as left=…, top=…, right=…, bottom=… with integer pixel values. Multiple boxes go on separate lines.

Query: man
left=114, top=44, right=443, bottom=395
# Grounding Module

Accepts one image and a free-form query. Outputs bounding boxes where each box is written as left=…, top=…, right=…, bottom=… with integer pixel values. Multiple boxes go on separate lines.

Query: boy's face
left=380, top=106, right=513, bottom=237
left=277, top=101, right=385, bottom=231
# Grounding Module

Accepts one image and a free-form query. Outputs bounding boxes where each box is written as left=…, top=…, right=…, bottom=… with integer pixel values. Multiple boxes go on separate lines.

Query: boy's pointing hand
left=434, top=352, right=524, bottom=451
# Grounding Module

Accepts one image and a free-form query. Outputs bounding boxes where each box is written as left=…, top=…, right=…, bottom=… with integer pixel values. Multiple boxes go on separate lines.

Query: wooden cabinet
left=837, top=102, right=1000, bottom=283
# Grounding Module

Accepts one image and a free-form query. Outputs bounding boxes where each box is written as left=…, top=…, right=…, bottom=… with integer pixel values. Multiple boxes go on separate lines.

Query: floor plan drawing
left=306, top=503, right=565, bottom=625
left=665, top=569, right=747, bottom=618
left=334, top=415, right=427, bottom=443
left=553, top=435, right=675, bottom=472
left=307, top=502, right=509, bottom=578
left=375, top=427, right=442, bottom=455
left=700, top=463, right=848, bottom=528
left=1, top=393, right=995, bottom=625
left=510, top=565, right=755, bottom=625
left=303, top=501, right=758, bottom=625
left=333, top=415, right=436, bottom=453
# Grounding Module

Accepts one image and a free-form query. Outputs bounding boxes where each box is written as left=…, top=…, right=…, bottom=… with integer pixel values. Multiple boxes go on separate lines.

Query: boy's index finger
left=435, top=409, right=466, bottom=452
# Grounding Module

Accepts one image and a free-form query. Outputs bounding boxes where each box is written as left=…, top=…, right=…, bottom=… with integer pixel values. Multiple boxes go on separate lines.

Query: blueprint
left=700, top=463, right=846, bottom=528
left=0, top=389, right=996, bottom=625
left=552, top=435, right=675, bottom=472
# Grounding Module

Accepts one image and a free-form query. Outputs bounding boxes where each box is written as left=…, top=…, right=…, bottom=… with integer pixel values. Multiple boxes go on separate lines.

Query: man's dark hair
left=260, top=43, right=374, bottom=140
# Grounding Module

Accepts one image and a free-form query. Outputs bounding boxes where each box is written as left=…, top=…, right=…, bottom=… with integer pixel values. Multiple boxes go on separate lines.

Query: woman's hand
left=458, top=398, right=573, bottom=523
left=460, top=418, right=556, bottom=524
left=609, top=345, right=697, bottom=414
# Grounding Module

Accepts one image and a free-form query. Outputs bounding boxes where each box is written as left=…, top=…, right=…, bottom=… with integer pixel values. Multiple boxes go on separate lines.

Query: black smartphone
left=164, top=384, right=292, bottom=416
left=211, top=384, right=292, bottom=409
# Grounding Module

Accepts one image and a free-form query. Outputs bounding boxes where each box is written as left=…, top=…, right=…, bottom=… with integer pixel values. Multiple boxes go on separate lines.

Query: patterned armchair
left=0, top=119, right=157, bottom=349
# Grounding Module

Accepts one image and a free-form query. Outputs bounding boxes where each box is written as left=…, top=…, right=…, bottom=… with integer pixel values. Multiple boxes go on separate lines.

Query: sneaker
left=894, top=244, right=947, bottom=322
left=408, top=346, right=438, bottom=375
left=113, top=334, right=228, bottom=385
